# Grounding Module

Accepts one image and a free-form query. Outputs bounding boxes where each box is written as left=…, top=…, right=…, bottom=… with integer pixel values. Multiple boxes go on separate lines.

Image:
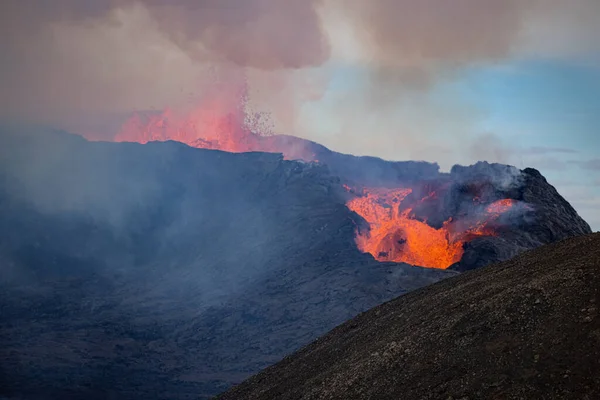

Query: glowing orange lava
left=110, top=82, right=317, bottom=162
left=346, top=188, right=516, bottom=269
left=486, top=198, right=517, bottom=214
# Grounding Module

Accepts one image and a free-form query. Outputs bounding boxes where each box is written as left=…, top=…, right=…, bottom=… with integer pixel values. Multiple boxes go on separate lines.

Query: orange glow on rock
left=486, top=198, right=517, bottom=214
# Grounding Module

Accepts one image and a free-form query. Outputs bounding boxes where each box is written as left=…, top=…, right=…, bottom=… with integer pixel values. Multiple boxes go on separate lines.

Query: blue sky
left=461, top=61, right=600, bottom=230
left=297, top=60, right=599, bottom=230
left=467, top=61, right=600, bottom=156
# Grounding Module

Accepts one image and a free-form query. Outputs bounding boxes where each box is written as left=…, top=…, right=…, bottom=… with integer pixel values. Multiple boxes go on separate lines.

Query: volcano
left=102, top=104, right=591, bottom=271
left=0, top=123, right=591, bottom=399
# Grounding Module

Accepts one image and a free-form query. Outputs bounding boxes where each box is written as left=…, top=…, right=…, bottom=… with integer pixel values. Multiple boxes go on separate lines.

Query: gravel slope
left=219, top=233, right=600, bottom=400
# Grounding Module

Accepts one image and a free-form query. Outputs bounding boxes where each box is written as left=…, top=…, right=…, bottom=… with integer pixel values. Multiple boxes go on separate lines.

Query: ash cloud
left=2, top=0, right=600, bottom=133
left=146, top=0, right=330, bottom=70
left=331, top=0, right=526, bottom=89
left=0, top=0, right=330, bottom=132
left=2, top=0, right=330, bottom=70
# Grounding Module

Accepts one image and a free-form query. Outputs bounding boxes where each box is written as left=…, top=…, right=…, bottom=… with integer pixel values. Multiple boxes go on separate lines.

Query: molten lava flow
left=346, top=188, right=464, bottom=269
left=346, top=187, right=517, bottom=269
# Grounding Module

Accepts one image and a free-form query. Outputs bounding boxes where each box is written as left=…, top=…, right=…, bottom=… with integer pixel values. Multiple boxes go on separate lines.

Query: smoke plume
left=1, top=0, right=599, bottom=151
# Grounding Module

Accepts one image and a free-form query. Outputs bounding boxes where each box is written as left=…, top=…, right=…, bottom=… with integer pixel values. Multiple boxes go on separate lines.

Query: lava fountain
left=111, top=80, right=318, bottom=162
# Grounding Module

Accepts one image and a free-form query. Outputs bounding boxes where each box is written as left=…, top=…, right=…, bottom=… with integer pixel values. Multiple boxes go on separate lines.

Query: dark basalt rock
left=263, top=134, right=442, bottom=187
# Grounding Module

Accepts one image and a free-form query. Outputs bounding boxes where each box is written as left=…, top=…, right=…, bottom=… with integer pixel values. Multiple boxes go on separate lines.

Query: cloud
left=573, top=158, right=600, bottom=171
left=2, top=0, right=329, bottom=70
left=1, top=0, right=600, bottom=154
left=1, top=3, right=204, bottom=126
left=324, top=0, right=600, bottom=89
left=462, top=132, right=579, bottom=173
left=0, top=0, right=335, bottom=135
left=333, top=0, right=523, bottom=74
left=521, top=146, right=579, bottom=155
left=515, top=0, right=600, bottom=60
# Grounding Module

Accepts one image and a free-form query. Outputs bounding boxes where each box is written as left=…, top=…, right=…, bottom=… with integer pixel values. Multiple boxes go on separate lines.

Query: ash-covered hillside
left=0, top=125, right=591, bottom=399
left=218, top=233, right=600, bottom=400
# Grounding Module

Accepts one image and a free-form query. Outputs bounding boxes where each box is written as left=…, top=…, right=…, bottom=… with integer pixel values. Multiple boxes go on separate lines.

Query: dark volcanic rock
left=0, top=126, right=453, bottom=399
left=218, top=233, right=600, bottom=400
left=449, top=163, right=591, bottom=271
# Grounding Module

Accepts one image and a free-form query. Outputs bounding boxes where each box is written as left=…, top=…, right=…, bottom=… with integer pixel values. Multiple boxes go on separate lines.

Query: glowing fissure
left=346, top=187, right=516, bottom=269
left=111, top=82, right=317, bottom=162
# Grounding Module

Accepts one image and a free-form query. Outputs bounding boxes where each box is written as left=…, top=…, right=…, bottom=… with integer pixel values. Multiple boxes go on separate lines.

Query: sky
left=0, top=0, right=599, bottom=229
left=295, top=60, right=600, bottom=229
left=462, top=61, right=600, bottom=230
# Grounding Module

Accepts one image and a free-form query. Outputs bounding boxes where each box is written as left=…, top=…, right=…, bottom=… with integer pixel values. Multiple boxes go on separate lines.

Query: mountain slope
left=0, top=126, right=454, bottom=399
left=218, top=232, right=600, bottom=400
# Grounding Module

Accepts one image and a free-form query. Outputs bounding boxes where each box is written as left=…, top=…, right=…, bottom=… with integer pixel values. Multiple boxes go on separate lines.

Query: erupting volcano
left=87, top=82, right=544, bottom=271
